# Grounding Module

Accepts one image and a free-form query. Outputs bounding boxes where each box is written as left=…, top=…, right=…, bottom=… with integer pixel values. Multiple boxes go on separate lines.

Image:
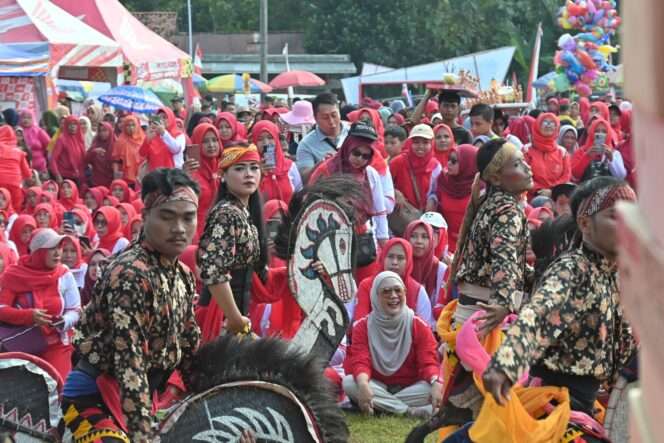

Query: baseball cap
left=409, top=124, right=434, bottom=140
left=420, top=212, right=448, bottom=229
left=29, top=228, right=65, bottom=253
left=348, top=122, right=378, bottom=141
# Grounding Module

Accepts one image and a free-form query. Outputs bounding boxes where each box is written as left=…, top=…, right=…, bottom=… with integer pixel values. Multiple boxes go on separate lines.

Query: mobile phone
left=63, top=211, right=76, bottom=227
left=593, top=132, right=607, bottom=148
left=264, top=143, right=276, bottom=168
left=79, top=236, right=91, bottom=249
left=186, top=144, right=201, bottom=163
left=149, top=114, right=163, bottom=125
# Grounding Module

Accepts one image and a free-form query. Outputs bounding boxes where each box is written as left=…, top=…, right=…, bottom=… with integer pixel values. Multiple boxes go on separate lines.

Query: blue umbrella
left=533, top=71, right=558, bottom=89
left=97, top=85, right=163, bottom=114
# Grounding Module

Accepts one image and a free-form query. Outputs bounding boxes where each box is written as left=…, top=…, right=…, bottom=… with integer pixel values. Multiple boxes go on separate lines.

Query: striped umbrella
left=193, top=74, right=207, bottom=88
left=205, top=74, right=272, bottom=93
left=97, top=85, right=164, bottom=114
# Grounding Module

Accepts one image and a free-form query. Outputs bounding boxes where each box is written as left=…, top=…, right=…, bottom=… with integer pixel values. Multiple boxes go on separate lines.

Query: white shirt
left=58, top=271, right=81, bottom=343
left=161, top=132, right=186, bottom=168
left=366, top=166, right=389, bottom=240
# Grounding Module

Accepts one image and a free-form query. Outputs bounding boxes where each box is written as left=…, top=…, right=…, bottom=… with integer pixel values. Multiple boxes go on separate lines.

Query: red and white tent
left=52, top=0, right=192, bottom=83
left=0, top=0, right=122, bottom=110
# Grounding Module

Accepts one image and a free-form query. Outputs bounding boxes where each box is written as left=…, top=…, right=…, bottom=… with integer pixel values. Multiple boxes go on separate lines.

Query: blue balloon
left=562, top=51, right=585, bottom=75
left=566, top=68, right=580, bottom=84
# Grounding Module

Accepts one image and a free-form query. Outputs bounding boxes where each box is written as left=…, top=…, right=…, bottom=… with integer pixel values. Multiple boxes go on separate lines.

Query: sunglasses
left=448, top=157, right=458, bottom=165
left=350, top=150, right=373, bottom=160
left=541, top=120, right=557, bottom=129
left=94, top=218, right=107, bottom=227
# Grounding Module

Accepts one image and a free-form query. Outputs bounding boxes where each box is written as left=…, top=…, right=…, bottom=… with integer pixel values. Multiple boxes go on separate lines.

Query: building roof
left=202, top=54, right=356, bottom=76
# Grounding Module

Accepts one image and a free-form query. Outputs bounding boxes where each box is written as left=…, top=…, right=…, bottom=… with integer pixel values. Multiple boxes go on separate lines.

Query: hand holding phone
left=263, top=143, right=276, bottom=169
left=186, top=144, right=201, bottom=163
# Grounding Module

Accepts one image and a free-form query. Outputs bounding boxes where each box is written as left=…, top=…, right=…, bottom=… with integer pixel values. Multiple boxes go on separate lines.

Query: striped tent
left=0, top=0, right=122, bottom=109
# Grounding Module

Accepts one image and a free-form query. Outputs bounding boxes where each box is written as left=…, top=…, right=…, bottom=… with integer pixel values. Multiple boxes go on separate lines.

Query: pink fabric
left=455, top=310, right=528, bottom=384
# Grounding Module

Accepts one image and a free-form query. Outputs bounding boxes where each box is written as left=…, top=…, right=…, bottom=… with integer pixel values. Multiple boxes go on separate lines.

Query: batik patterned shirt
left=198, top=196, right=260, bottom=286
left=455, top=188, right=531, bottom=312
left=73, top=241, right=201, bottom=442
left=489, top=245, right=637, bottom=384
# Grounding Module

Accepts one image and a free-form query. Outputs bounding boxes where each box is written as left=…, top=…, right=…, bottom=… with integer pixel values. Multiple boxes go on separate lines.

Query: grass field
left=345, top=412, right=438, bottom=443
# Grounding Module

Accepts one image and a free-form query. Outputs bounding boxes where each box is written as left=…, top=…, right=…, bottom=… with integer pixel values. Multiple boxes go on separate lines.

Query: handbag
left=355, top=222, right=377, bottom=267
left=388, top=163, right=423, bottom=236
left=0, top=292, right=47, bottom=355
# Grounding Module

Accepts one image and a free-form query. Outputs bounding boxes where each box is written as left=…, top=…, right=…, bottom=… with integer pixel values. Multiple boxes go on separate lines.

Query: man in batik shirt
left=483, top=177, right=638, bottom=440
left=61, top=168, right=201, bottom=443
left=438, top=138, right=534, bottom=420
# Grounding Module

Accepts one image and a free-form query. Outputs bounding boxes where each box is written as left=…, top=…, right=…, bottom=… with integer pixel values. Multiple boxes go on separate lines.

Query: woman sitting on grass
left=343, top=271, right=441, bottom=419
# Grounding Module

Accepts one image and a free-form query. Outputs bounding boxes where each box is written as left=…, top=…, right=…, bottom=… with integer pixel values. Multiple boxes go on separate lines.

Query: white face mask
left=74, top=222, right=87, bottom=237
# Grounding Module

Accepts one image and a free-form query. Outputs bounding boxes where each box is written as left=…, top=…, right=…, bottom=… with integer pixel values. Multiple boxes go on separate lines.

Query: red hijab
left=216, top=112, right=247, bottom=143
left=508, top=117, right=532, bottom=145
left=110, top=179, right=133, bottom=203
left=34, top=203, right=58, bottom=229
left=251, top=120, right=295, bottom=203
left=9, top=215, right=36, bottom=256
left=23, top=187, right=42, bottom=214
left=103, top=195, right=120, bottom=207
left=0, top=187, right=15, bottom=217
left=125, top=214, right=143, bottom=240
left=94, top=206, right=125, bottom=251
left=348, top=108, right=387, bottom=158
left=354, top=238, right=422, bottom=321
left=58, top=179, right=81, bottom=210
left=53, top=116, right=86, bottom=177
left=531, top=113, right=560, bottom=153
left=590, top=101, right=610, bottom=123
left=432, top=124, right=457, bottom=167
left=390, top=137, right=439, bottom=210
left=437, top=144, right=478, bottom=199
left=191, top=123, right=222, bottom=185
left=42, top=180, right=59, bottom=197
left=116, top=203, right=137, bottom=227
left=1, top=230, right=68, bottom=311
left=62, top=235, right=84, bottom=269
left=71, top=206, right=96, bottom=239
left=87, top=121, right=116, bottom=186
left=404, top=220, right=440, bottom=298
left=85, top=187, right=106, bottom=211
left=80, top=248, right=111, bottom=306
left=313, top=135, right=376, bottom=180
left=581, top=118, right=615, bottom=151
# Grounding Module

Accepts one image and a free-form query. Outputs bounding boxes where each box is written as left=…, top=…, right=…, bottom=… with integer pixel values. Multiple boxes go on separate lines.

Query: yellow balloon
left=598, top=45, right=618, bottom=56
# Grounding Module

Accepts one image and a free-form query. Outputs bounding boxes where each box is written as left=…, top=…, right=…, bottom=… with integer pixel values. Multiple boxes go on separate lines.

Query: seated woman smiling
left=343, top=271, right=441, bottom=419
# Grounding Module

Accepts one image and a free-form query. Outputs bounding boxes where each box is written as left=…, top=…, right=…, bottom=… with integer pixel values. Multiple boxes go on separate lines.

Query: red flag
left=194, top=43, right=203, bottom=75
left=526, top=23, right=543, bottom=104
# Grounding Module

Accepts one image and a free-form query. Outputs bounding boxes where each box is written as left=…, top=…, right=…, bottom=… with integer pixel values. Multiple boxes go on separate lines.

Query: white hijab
left=367, top=271, right=415, bottom=376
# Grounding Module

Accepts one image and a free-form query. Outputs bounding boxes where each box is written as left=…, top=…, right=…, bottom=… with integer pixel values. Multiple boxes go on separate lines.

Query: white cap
left=29, top=228, right=65, bottom=253
left=420, top=212, right=448, bottom=229
left=408, top=123, right=434, bottom=140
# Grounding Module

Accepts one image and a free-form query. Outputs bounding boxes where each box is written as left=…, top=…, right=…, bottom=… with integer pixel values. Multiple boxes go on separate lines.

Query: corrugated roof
left=203, top=54, right=356, bottom=75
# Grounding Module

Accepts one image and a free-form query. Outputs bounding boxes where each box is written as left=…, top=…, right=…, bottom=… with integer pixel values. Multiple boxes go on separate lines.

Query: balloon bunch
left=554, top=0, right=620, bottom=96
left=558, top=0, right=621, bottom=35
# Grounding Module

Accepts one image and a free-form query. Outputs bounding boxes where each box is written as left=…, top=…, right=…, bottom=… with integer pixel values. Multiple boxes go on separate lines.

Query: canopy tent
left=0, top=0, right=123, bottom=112
left=52, top=0, right=192, bottom=83
left=341, top=46, right=516, bottom=105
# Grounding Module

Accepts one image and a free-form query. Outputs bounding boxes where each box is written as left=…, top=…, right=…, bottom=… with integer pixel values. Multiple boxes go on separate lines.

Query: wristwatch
left=430, top=376, right=439, bottom=385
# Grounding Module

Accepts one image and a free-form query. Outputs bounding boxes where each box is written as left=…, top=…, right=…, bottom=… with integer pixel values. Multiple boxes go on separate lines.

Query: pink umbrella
left=269, top=70, right=326, bottom=89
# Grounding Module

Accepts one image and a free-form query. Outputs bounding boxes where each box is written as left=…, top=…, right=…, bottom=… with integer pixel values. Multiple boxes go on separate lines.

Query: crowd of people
left=0, top=87, right=637, bottom=442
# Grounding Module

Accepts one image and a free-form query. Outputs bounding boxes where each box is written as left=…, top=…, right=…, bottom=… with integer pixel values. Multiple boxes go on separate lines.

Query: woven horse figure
left=160, top=176, right=366, bottom=442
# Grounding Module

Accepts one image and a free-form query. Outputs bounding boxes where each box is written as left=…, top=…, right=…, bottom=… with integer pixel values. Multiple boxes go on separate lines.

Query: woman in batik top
left=437, top=138, right=534, bottom=420
left=197, top=144, right=268, bottom=338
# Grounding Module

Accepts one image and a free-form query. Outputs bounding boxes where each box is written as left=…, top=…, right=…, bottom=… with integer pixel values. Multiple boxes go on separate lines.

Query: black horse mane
left=188, top=335, right=349, bottom=443
left=274, top=174, right=367, bottom=261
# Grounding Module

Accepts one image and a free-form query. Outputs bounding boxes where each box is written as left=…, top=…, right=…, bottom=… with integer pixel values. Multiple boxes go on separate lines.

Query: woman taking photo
left=0, top=228, right=81, bottom=379
left=186, top=123, right=223, bottom=242
left=343, top=271, right=440, bottom=418
left=251, top=120, right=302, bottom=204
left=197, top=144, right=268, bottom=337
